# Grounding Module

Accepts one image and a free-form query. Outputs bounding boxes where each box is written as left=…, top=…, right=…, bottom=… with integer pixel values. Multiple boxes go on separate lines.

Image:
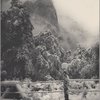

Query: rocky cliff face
left=22, top=0, right=59, bottom=36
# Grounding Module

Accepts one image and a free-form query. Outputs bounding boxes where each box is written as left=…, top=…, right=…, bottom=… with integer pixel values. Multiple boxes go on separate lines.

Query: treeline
left=63, top=43, right=99, bottom=79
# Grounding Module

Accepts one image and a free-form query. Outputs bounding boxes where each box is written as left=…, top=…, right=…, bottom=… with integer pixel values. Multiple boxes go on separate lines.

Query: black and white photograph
left=0, top=0, right=99, bottom=100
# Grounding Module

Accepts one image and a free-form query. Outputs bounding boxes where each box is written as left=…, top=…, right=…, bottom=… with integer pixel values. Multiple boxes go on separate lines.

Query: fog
left=52, top=0, right=99, bottom=47
left=52, top=0, right=99, bottom=35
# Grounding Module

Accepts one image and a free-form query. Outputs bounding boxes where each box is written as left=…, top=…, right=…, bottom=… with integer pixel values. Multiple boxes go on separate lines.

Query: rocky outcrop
left=23, top=0, right=59, bottom=36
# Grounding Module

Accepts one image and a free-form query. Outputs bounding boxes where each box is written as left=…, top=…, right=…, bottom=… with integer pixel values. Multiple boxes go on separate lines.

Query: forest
left=1, top=0, right=99, bottom=100
left=1, top=0, right=99, bottom=81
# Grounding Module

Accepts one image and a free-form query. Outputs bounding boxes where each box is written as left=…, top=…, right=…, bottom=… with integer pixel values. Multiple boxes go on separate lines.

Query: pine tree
left=1, top=0, right=35, bottom=80
left=11, top=0, right=22, bottom=8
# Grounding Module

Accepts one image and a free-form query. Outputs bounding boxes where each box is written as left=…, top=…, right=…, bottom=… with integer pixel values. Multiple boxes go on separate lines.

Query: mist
left=52, top=0, right=99, bottom=47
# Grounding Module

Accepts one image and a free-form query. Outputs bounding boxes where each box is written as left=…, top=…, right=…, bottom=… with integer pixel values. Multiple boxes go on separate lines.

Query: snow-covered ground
left=69, top=80, right=100, bottom=100
left=69, top=92, right=100, bottom=100
left=21, top=80, right=65, bottom=100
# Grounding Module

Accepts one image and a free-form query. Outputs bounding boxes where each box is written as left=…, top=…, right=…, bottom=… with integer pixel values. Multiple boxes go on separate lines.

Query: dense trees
left=1, top=0, right=66, bottom=81
left=64, top=43, right=99, bottom=79
left=1, top=0, right=35, bottom=80
left=33, top=31, right=65, bottom=80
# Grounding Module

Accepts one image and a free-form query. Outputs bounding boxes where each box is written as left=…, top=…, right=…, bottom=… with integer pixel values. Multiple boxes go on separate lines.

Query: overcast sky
left=52, top=0, right=99, bottom=36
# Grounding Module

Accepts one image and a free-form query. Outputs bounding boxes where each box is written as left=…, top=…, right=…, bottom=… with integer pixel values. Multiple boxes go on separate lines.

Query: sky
left=52, top=0, right=99, bottom=36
